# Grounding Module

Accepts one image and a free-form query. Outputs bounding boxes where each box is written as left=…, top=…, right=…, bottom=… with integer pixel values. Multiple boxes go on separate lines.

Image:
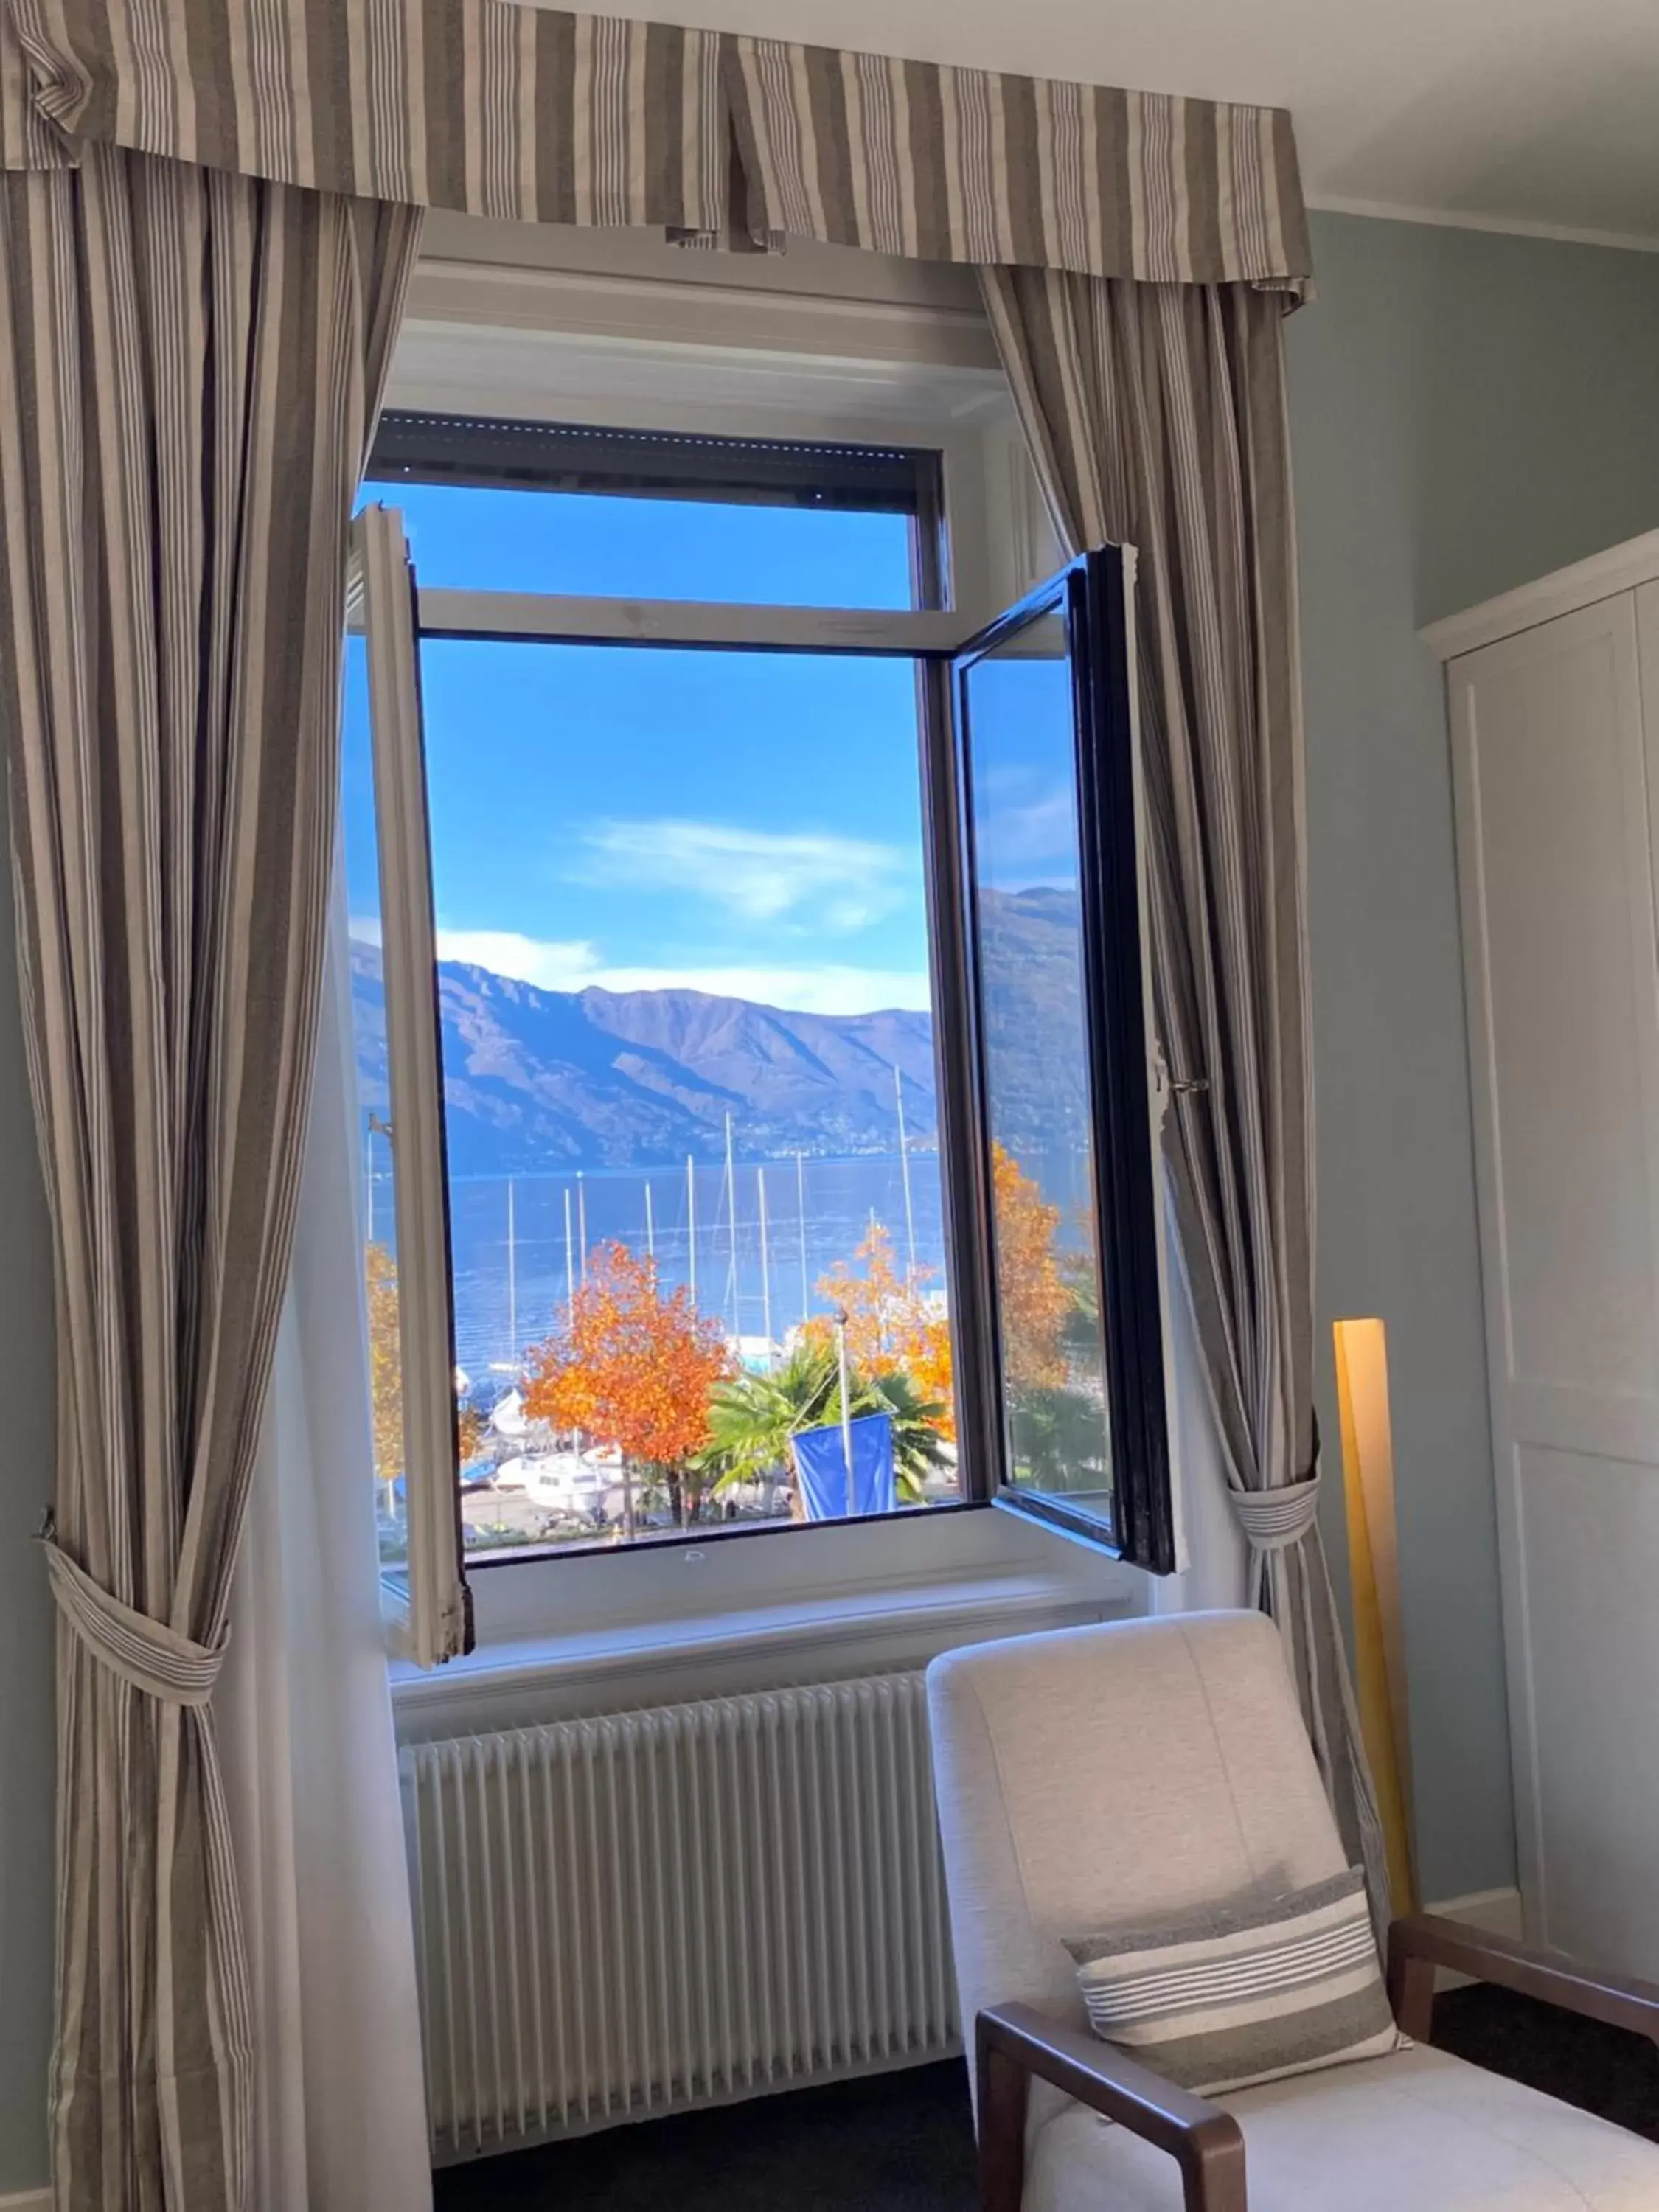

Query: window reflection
left=962, top=605, right=1115, bottom=1527
left=341, top=635, right=412, bottom=1568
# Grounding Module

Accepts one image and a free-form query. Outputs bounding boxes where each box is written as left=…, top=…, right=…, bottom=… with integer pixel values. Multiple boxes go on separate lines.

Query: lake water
left=368, top=1152, right=950, bottom=1383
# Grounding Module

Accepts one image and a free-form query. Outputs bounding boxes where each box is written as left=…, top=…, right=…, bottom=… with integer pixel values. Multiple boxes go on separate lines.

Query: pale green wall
left=1290, top=210, right=1659, bottom=1904
left=4, top=208, right=1659, bottom=2193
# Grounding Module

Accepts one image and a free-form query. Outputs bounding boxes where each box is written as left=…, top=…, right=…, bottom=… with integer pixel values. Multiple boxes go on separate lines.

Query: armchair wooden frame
left=976, top=2004, right=1246, bottom=2212
left=975, top=1914, right=1659, bottom=2212
left=1385, top=1913, right=1659, bottom=2045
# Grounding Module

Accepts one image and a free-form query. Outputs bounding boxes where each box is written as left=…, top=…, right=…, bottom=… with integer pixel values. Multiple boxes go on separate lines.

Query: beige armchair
left=927, top=1612, right=1659, bottom=2211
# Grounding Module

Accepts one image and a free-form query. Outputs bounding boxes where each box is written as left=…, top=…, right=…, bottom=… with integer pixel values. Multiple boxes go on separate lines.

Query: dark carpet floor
left=1432, top=1982, right=1659, bottom=2138
left=434, top=1986, right=1659, bottom=2210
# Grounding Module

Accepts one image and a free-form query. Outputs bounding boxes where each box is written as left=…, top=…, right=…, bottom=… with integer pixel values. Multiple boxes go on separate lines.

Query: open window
left=948, top=553, right=1175, bottom=1571
left=345, top=420, right=1175, bottom=1666
left=347, top=507, right=470, bottom=1665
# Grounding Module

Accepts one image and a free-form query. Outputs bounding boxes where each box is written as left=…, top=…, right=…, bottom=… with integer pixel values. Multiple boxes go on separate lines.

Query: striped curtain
left=981, top=268, right=1389, bottom=1921
left=0, top=145, right=420, bottom=2208
left=724, top=35, right=1310, bottom=291
left=0, top=4, right=1311, bottom=292
left=0, top=1, right=729, bottom=230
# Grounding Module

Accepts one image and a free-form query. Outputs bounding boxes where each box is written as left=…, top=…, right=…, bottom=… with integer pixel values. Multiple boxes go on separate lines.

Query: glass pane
left=366, top=636, right=959, bottom=1557
left=341, top=634, right=411, bottom=1571
left=961, top=602, right=1115, bottom=1529
left=356, top=480, right=918, bottom=609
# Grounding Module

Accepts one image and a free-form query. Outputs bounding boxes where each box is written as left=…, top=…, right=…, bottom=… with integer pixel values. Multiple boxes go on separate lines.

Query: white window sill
left=391, top=1503, right=1142, bottom=1741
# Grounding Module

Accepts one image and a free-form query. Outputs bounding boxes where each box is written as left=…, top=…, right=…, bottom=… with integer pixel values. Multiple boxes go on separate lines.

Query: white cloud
left=422, top=922, right=928, bottom=1015
left=586, top=964, right=932, bottom=1017
left=434, top=928, right=605, bottom=992
left=581, top=818, right=908, bottom=934
left=984, top=786, right=1075, bottom=865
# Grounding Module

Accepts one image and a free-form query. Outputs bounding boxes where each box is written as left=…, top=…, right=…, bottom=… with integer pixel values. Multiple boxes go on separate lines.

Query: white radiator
left=400, top=1672, right=960, bottom=2160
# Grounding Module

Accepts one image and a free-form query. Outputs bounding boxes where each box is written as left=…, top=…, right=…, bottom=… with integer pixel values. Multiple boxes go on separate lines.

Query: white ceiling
left=578, top=0, right=1659, bottom=248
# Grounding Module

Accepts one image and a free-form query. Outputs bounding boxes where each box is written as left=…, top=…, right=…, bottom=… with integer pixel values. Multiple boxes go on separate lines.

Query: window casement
left=347, top=509, right=470, bottom=1666
left=346, top=412, right=1175, bottom=1666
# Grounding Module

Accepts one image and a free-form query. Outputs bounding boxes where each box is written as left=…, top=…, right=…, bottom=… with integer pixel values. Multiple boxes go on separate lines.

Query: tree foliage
left=524, top=1241, right=732, bottom=1518
left=456, top=1400, right=487, bottom=1464
left=806, top=1222, right=956, bottom=1441
left=700, top=1339, right=947, bottom=1509
left=365, top=1241, right=404, bottom=1489
left=367, top=1240, right=491, bottom=1494
left=802, top=1151, right=1071, bottom=1433
left=990, top=1142, right=1071, bottom=1391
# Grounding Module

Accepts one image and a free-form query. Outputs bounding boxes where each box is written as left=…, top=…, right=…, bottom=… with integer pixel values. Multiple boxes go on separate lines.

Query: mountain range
left=350, top=885, right=1082, bottom=1175
left=351, top=944, right=939, bottom=1175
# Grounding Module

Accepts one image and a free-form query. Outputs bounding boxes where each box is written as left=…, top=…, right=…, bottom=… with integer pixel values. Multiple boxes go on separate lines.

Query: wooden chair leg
left=1387, top=1930, right=1439, bottom=2043
left=975, top=2004, right=1248, bottom=2210
left=977, top=2038, right=1031, bottom=2212
left=1183, top=2123, right=1248, bottom=2211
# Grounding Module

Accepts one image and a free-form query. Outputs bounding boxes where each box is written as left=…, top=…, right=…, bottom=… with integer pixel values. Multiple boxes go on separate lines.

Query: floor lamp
left=1335, top=1316, right=1419, bottom=1913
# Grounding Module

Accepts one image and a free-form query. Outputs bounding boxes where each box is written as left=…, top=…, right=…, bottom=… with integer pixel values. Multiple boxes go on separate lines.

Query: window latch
left=1151, top=1040, right=1208, bottom=1130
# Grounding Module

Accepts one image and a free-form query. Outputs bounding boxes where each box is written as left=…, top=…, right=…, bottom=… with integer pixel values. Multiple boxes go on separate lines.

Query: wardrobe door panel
left=1451, top=588, right=1659, bottom=1972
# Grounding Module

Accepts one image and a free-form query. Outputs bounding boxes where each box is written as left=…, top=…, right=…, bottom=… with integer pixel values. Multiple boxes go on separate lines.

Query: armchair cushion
left=1065, top=1866, right=1404, bottom=2095
left=1023, top=2040, right=1659, bottom=2211
left=927, top=1612, right=1352, bottom=2107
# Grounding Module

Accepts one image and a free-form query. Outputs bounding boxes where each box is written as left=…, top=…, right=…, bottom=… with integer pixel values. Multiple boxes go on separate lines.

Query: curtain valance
left=0, top=4, right=728, bottom=229
left=726, top=36, right=1309, bottom=291
left=0, top=0, right=1312, bottom=291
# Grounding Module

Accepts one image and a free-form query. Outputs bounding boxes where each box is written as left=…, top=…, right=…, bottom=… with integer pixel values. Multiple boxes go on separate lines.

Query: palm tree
left=700, top=1340, right=947, bottom=1509
left=858, top=1367, right=950, bottom=1500
left=1010, top=1380, right=1109, bottom=1492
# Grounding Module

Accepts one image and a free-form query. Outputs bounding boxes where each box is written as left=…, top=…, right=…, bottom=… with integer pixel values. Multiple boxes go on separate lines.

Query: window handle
left=1150, top=1044, right=1209, bottom=1131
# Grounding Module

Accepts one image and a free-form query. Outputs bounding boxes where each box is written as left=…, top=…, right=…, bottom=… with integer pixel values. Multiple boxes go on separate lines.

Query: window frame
left=349, top=417, right=1176, bottom=1648
left=950, top=552, right=1178, bottom=1573
left=348, top=508, right=473, bottom=1663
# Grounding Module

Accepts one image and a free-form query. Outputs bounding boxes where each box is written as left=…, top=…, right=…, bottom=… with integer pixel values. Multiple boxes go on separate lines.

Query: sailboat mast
left=757, top=1166, right=773, bottom=1366
left=563, top=1186, right=575, bottom=1312
left=796, top=1151, right=810, bottom=1330
left=836, top=1309, right=855, bottom=1520
left=724, top=1113, right=740, bottom=1340
left=894, top=1065, right=917, bottom=1283
left=507, top=1178, right=518, bottom=1363
left=644, top=1180, right=655, bottom=1264
left=686, top=1154, right=697, bottom=1302
left=577, top=1171, right=588, bottom=1288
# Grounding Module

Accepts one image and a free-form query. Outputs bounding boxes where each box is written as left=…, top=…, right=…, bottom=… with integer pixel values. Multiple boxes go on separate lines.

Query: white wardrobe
left=1430, top=532, right=1659, bottom=1979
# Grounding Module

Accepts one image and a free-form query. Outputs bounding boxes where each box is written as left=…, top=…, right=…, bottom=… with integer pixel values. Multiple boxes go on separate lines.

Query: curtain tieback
left=1229, top=1472, right=1321, bottom=1551
left=41, top=1537, right=226, bottom=1707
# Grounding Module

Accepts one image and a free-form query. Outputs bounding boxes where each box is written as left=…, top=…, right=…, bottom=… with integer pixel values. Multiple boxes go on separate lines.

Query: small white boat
left=730, top=1333, right=782, bottom=1372
left=494, top=1452, right=607, bottom=1508
left=489, top=1388, right=530, bottom=1439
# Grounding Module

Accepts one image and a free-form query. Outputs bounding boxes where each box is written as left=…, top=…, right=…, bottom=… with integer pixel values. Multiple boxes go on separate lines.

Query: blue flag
left=793, top=1413, right=897, bottom=1521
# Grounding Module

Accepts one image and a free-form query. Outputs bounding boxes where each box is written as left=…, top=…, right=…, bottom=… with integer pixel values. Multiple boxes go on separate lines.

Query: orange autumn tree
left=990, top=1141, right=1071, bottom=1389
left=807, top=1221, right=956, bottom=1442
left=806, top=1149, right=1072, bottom=1436
left=365, top=1242, right=404, bottom=1500
left=902, top=1318, right=956, bottom=1442
left=524, top=1240, right=732, bottom=1528
left=456, top=1400, right=487, bottom=1464
left=368, top=1240, right=484, bottom=1495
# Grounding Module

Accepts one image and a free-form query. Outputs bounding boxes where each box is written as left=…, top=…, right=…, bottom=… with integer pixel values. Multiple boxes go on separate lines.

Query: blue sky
left=965, top=644, right=1082, bottom=897
left=345, top=484, right=940, bottom=1016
